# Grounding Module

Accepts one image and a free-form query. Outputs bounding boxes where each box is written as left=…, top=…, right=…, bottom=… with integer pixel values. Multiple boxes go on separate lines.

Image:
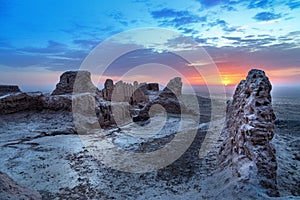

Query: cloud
left=197, top=0, right=231, bottom=7
left=60, top=22, right=122, bottom=41
left=0, top=38, right=12, bottom=49
left=165, top=35, right=204, bottom=49
left=221, top=36, right=241, bottom=41
left=245, top=35, right=255, bottom=38
left=0, top=41, right=88, bottom=71
left=20, top=40, right=67, bottom=54
left=257, top=18, right=281, bottom=24
left=151, top=8, right=188, bottom=18
left=0, top=48, right=49, bottom=68
left=286, top=31, right=300, bottom=37
left=101, top=48, right=199, bottom=79
left=197, top=0, right=278, bottom=12
left=107, top=11, right=131, bottom=27
left=247, top=0, right=271, bottom=9
left=221, top=35, right=277, bottom=47
left=197, top=0, right=249, bottom=11
left=194, top=37, right=208, bottom=45
left=253, top=12, right=282, bottom=21
left=204, top=42, right=300, bottom=73
left=178, top=27, right=199, bottom=34
left=286, top=0, right=300, bottom=10
left=208, top=19, right=241, bottom=33
left=73, top=39, right=100, bottom=49
left=221, top=31, right=300, bottom=50
left=151, top=8, right=206, bottom=28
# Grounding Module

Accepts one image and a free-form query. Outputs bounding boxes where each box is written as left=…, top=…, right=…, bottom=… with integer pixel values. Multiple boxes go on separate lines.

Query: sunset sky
left=0, top=0, right=300, bottom=93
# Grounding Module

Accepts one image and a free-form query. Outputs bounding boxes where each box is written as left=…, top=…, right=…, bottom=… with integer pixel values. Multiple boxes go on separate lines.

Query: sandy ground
left=0, top=110, right=216, bottom=199
left=272, top=97, right=300, bottom=197
left=0, top=97, right=299, bottom=199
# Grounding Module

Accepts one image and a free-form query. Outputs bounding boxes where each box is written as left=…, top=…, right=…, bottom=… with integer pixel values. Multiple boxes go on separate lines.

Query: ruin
left=219, top=69, right=279, bottom=197
left=103, top=80, right=153, bottom=104
left=102, top=79, right=114, bottom=101
left=0, top=85, right=21, bottom=96
left=52, top=71, right=97, bottom=95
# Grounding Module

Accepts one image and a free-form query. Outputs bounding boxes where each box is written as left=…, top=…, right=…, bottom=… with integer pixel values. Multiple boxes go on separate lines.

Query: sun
left=222, top=78, right=231, bottom=86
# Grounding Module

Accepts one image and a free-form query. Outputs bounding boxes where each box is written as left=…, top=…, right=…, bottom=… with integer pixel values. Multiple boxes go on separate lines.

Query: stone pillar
left=219, top=69, right=279, bottom=197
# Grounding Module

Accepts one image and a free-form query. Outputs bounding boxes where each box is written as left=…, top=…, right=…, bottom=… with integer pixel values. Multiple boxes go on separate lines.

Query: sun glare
left=222, top=77, right=231, bottom=86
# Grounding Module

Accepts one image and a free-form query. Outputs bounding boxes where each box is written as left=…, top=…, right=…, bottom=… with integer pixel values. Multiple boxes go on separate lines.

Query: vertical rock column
left=219, top=69, right=279, bottom=197
left=102, top=79, right=114, bottom=101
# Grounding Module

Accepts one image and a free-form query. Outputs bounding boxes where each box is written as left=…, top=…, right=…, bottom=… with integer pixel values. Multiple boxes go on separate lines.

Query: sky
left=0, top=0, right=300, bottom=93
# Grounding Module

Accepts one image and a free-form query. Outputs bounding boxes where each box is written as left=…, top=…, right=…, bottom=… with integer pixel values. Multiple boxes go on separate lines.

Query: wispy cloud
left=286, top=0, right=300, bottom=10
left=101, top=48, right=198, bottom=78
left=247, top=0, right=271, bottom=9
left=73, top=39, right=99, bottom=49
left=258, top=19, right=281, bottom=25
left=151, top=8, right=206, bottom=28
left=208, top=19, right=241, bottom=33
left=196, top=0, right=231, bottom=8
left=107, top=11, right=134, bottom=27
left=204, top=42, right=300, bottom=72
left=0, top=41, right=88, bottom=71
left=20, top=41, right=67, bottom=54
left=253, top=12, right=282, bottom=21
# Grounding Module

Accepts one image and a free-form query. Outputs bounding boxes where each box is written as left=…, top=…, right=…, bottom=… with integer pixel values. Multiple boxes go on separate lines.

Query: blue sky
left=0, top=0, right=300, bottom=91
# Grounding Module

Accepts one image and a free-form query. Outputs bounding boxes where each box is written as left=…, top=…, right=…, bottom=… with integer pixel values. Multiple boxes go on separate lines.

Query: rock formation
left=219, top=69, right=279, bottom=197
left=147, top=83, right=159, bottom=92
left=0, top=73, right=185, bottom=130
left=42, top=95, right=72, bottom=111
left=132, top=77, right=183, bottom=121
left=0, top=85, right=21, bottom=96
left=0, top=92, right=74, bottom=114
left=162, top=77, right=182, bottom=97
left=130, top=87, right=149, bottom=105
left=0, top=92, right=43, bottom=114
left=102, top=79, right=114, bottom=101
left=155, top=77, right=182, bottom=114
left=0, top=171, right=41, bottom=200
left=0, top=71, right=99, bottom=114
left=100, top=79, right=157, bottom=126
left=52, top=71, right=97, bottom=95
left=109, top=80, right=152, bottom=104
left=139, top=83, right=159, bottom=95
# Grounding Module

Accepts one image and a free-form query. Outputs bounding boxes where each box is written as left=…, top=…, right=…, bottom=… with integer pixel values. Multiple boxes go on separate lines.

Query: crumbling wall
left=219, top=69, right=279, bottom=197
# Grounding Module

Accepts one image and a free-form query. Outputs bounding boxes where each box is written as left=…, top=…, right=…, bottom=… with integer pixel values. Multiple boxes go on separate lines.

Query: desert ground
left=0, top=94, right=299, bottom=199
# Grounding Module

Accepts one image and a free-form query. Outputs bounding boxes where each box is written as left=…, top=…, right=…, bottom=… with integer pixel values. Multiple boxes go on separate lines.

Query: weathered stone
left=112, top=80, right=151, bottom=105
left=0, top=92, right=43, bottom=114
left=0, top=73, right=184, bottom=130
left=0, top=92, right=74, bottom=114
left=97, top=103, right=116, bottom=128
left=139, top=83, right=149, bottom=95
left=132, top=77, right=184, bottom=121
left=0, top=171, right=41, bottom=200
left=102, top=79, right=114, bottom=101
left=0, top=85, right=21, bottom=96
left=110, top=102, right=131, bottom=126
left=132, top=105, right=150, bottom=122
left=113, top=80, right=134, bottom=102
left=42, top=95, right=72, bottom=111
left=162, top=77, right=182, bottom=97
left=154, top=77, right=183, bottom=114
left=147, top=83, right=159, bottom=91
left=130, top=88, right=149, bottom=105
left=219, top=69, right=279, bottom=197
left=52, top=71, right=97, bottom=95
left=139, top=83, right=159, bottom=95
